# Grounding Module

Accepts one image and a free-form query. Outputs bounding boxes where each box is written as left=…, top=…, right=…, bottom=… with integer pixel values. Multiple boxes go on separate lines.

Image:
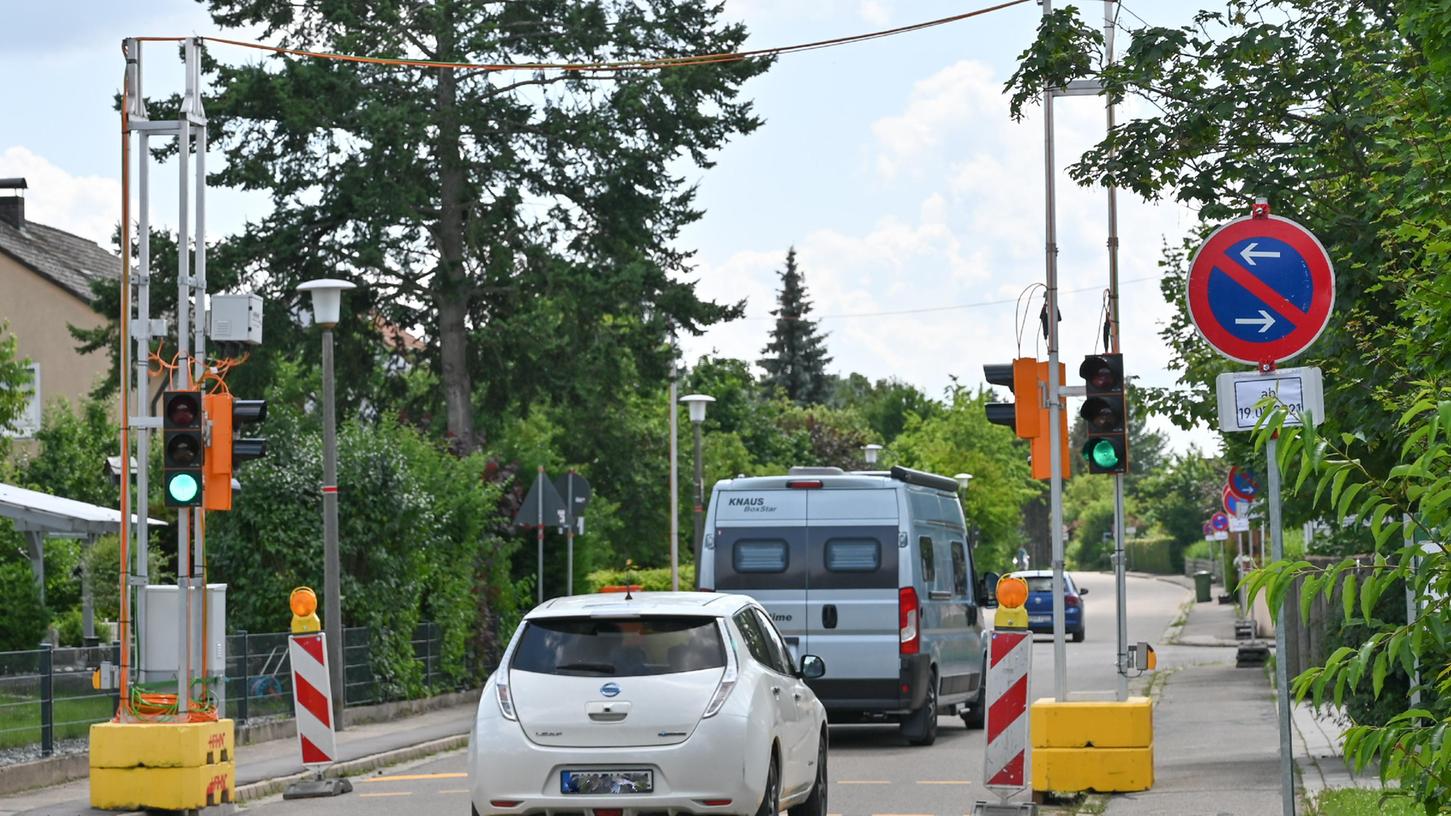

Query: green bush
left=54, top=608, right=85, bottom=646
left=1183, top=540, right=1214, bottom=561
left=585, top=564, right=695, bottom=593
left=0, top=559, right=48, bottom=650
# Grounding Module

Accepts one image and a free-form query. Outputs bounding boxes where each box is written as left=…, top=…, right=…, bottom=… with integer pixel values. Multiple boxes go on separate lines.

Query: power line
left=187, top=0, right=1032, bottom=74
left=743, top=275, right=1158, bottom=321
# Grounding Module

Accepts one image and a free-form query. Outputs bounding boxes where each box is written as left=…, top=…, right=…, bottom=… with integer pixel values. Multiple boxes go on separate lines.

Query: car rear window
left=1024, top=576, right=1066, bottom=593
left=734, top=539, right=789, bottom=573
left=511, top=616, right=726, bottom=677
left=825, top=538, right=880, bottom=572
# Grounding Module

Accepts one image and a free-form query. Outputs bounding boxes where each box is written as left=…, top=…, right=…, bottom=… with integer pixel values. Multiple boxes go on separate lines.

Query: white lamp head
left=679, top=393, right=715, bottom=424
left=862, top=443, right=884, bottom=465
left=954, top=472, right=974, bottom=489
left=297, top=278, right=357, bottom=327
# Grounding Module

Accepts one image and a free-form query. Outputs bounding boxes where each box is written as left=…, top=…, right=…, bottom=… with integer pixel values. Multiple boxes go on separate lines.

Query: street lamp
left=297, top=278, right=355, bottom=731
left=954, top=473, right=974, bottom=491
left=679, top=394, right=714, bottom=579
left=862, top=444, right=883, bottom=467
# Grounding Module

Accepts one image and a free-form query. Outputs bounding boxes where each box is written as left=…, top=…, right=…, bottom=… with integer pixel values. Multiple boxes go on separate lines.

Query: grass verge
left=1306, top=787, right=1418, bottom=816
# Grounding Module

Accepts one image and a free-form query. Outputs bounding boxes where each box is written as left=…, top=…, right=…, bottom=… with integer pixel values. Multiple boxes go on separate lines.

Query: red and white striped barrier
left=983, top=629, right=1032, bottom=795
left=289, top=632, right=337, bottom=767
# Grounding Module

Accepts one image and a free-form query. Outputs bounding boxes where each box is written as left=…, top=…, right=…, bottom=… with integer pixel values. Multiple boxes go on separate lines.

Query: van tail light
left=496, top=677, right=517, bottom=721
left=786, top=480, right=823, bottom=489
left=1065, top=594, right=1081, bottom=608
left=899, top=587, right=920, bottom=654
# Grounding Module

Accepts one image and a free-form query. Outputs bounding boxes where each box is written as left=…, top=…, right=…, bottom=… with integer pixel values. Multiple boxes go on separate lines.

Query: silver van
left=696, top=465, right=1000, bottom=746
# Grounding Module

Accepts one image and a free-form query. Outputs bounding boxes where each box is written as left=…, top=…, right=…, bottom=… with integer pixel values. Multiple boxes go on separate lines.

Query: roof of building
left=0, top=482, right=164, bottom=537
left=0, top=217, right=121, bottom=303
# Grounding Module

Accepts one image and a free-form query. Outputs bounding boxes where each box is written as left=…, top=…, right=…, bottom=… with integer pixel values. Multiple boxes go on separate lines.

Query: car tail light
left=594, top=810, right=624, bottom=816
left=704, top=619, right=739, bottom=718
left=1065, top=594, right=1081, bottom=608
left=495, top=678, right=517, bottom=721
left=899, top=587, right=920, bottom=654
left=490, top=801, right=521, bottom=809
left=699, top=800, right=733, bottom=807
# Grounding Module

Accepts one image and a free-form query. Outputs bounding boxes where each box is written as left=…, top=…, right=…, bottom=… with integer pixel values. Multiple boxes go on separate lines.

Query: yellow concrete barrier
left=89, top=719, right=234, bottom=768
left=90, top=761, right=235, bottom=810
left=90, top=719, right=236, bottom=810
left=1030, top=698, right=1153, bottom=793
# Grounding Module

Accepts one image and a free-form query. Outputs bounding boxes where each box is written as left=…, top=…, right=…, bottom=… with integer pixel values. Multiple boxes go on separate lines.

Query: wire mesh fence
left=0, top=621, right=450, bottom=760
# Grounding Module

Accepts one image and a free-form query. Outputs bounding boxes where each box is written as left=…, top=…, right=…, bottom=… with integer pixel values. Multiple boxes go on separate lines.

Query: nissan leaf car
left=469, top=591, right=830, bottom=816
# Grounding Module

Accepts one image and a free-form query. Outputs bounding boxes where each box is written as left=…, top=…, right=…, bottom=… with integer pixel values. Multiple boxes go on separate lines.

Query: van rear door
left=804, top=489, right=901, bottom=704
left=712, top=489, right=809, bottom=659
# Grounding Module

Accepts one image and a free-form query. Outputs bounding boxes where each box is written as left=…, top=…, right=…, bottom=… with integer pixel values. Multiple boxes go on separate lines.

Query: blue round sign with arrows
left=1186, top=213, right=1335, bottom=365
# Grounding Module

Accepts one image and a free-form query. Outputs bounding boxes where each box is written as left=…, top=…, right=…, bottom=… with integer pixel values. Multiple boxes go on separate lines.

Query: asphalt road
left=237, top=572, right=1189, bottom=816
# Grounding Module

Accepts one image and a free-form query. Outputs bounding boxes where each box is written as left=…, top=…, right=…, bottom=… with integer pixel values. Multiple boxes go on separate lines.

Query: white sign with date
left=1215, top=366, right=1324, bottom=433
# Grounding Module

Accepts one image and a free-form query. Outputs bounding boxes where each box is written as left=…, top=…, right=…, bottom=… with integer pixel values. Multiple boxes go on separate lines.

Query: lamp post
left=862, top=444, right=883, bottom=468
left=954, top=473, right=974, bottom=491
left=297, top=278, right=355, bottom=731
left=679, top=394, right=714, bottom=579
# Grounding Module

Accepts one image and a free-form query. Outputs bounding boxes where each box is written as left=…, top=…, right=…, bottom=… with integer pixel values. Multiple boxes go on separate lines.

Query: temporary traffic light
left=1078, top=353, right=1128, bottom=474
left=163, top=390, right=205, bottom=507
left=203, top=393, right=268, bottom=511
left=985, top=358, right=1069, bottom=481
left=984, top=358, right=1040, bottom=439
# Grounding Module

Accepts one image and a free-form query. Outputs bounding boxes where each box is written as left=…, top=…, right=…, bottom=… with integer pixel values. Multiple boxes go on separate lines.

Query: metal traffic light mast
left=119, top=37, right=266, bottom=719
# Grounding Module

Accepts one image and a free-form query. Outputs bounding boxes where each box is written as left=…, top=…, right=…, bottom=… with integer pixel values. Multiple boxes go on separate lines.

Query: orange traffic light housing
left=203, top=393, right=233, bottom=511
left=1030, top=361, right=1070, bottom=482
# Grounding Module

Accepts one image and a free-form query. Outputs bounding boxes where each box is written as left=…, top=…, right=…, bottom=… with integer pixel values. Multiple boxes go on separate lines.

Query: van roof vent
left=889, top=465, right=961, bottom=493
left=788, top=466, right=845, bottom=476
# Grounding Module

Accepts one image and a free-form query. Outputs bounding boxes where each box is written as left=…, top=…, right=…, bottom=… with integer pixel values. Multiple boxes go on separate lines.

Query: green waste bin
left=1194, top=570, right=1212, bottom=603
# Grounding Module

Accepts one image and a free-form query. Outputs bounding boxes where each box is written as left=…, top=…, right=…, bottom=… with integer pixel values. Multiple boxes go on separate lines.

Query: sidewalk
left=1105, top=586, right=1370, bottom=815
left=0, top=699, right=478, bottom=816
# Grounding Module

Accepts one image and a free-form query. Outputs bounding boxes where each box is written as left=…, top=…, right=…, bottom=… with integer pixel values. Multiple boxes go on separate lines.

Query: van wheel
left=961, top=666, right=986, bottom=730
left=901, top=673, right=938, bottom=746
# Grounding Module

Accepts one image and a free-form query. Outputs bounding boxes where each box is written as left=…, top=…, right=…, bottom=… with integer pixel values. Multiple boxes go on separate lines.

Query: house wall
left=0, top=253, right=110, bottom=432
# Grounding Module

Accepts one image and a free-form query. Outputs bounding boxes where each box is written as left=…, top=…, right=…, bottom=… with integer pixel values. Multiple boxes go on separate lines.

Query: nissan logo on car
left=600, top=682, right=621, bottom=698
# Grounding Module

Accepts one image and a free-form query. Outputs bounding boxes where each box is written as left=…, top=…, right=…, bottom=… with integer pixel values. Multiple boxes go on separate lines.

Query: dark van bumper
left=807, top=653, right=932, bottom=715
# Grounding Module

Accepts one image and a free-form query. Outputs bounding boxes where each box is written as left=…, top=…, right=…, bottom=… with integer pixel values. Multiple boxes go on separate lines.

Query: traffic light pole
left=1104, top=0, right=1131, bottom=704
left=1041, top=0, right=1068, bottom=703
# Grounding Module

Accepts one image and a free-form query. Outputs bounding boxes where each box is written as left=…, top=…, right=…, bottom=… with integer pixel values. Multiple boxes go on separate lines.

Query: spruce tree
left=759, top=248, right=832, bottom=405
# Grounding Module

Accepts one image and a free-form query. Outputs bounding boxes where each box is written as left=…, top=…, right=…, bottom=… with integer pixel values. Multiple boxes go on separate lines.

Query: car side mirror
left=799, top=654, right=826, bottom=680
left=1079, top=587, right=1089, bottom=595
left=980, top=572, right=1001, bottom=608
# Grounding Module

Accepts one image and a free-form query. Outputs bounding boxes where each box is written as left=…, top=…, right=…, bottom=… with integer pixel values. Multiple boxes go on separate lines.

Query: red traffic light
left=165, top=392, right=201, bottom=427
left=1078, top=354, right=1123, bottom=395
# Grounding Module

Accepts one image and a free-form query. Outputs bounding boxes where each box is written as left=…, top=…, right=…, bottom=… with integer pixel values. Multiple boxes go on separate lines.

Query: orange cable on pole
left=183, top=1, right=1029, bottom=74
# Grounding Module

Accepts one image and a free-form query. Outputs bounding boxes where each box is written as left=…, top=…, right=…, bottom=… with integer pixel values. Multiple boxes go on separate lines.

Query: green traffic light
left=1090, top=439, right=1121, bottom=469
left=168, top=472, right=200, bottom=504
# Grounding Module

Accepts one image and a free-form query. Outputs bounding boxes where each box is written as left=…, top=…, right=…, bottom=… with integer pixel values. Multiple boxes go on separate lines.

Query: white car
left=469, top=591, right=829, bottom=816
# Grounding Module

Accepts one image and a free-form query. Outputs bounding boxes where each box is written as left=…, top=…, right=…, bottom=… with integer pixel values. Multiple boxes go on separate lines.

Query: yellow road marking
left=360, top=791, right=413, bottom=798
left=360, top=772, right=468, bottom=783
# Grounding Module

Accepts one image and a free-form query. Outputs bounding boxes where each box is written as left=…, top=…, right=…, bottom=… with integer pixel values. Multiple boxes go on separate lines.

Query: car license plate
left=561, top=769, right=654, bottom=795
left=1029, top=615, right=1050, bottom=624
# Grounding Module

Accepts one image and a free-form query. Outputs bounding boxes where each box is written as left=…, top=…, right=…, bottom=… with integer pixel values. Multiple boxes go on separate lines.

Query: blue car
left=1016, top=570, right=1088, bottom=642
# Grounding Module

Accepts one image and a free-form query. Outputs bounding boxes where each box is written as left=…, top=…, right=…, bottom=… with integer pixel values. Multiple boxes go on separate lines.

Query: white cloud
left=0, top=146, right=120, bottom=248
left=859, top=1, right=890, bottom=26
left=682, top=57, right=1217, bottom=453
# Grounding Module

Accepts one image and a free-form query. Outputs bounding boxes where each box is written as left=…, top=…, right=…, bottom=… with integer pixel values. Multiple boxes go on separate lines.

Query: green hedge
left=585, top=564, right=695, bottom=593
left=1126, top=536, right=1175, bottom=574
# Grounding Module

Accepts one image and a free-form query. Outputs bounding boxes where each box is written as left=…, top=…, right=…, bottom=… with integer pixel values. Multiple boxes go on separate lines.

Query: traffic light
left=1078, top=353, right=1128, bottom=474
left=985, top=358, right=1068, bottom=481
left=984, top=358, right=1040, bottom=439
left=203, top=393, right=268, bottom=511
left=163, top=390, right=205, bottom=507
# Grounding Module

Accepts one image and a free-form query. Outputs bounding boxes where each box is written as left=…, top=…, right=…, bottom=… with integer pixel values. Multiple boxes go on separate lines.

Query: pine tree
left=759, top=248, right=832, bottom=404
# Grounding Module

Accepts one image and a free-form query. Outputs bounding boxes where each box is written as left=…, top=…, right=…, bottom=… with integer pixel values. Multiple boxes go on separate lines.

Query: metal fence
left=0, top=622, right=448, bottom=760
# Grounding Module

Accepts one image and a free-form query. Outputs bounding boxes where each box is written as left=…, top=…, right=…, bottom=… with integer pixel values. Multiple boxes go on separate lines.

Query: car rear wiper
left=555, top=661, right=617, bottom=675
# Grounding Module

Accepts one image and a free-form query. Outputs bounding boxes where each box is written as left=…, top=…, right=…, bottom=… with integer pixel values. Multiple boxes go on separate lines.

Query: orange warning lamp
left=994, top=575, right=1030, bottom=629
left=290, top=586, right=321, bottom=634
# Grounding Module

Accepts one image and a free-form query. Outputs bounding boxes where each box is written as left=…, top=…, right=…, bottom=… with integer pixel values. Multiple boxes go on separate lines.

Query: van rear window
left=734, top=539, right=789, bottom=573
left=825, top=539, right=881, bottom=572
left=510, top=616, right=725, bottom=677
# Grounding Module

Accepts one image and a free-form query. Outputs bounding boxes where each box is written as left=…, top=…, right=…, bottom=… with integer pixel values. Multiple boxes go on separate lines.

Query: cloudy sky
left=0, top=0, right=1218, bottom=452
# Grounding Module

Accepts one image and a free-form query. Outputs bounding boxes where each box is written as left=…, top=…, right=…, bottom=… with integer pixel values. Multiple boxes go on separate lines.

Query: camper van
left=696, top=465, right=999, bottom=746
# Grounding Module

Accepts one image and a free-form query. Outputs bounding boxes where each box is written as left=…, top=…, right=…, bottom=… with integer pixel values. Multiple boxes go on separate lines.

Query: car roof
left=1013, top=570, right=1076, bottom=583
left=524, top=591, right=750, bottom=620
